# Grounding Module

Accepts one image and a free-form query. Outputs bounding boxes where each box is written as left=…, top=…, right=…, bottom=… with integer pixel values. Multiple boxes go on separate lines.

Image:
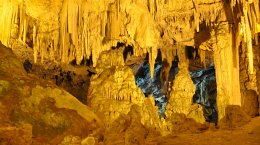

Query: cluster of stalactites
left=0, top=0, right=26, bottom=48
left=235, top=0, right=259, bottom=75
left=58, top=0, right=122, bottom=66
left=230, top=0, right=259, bottom=93
left=0, top=0, right=259, bottom=81
left=0, top=0, right=208, bottom=78
left=0, top=0, right=123, bottom=65
left=0, top=0, right=160, bottom=75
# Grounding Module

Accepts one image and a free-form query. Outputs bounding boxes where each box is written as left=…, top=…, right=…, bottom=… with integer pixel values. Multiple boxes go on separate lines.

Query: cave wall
left=0, top=0, right=260, bottom=122
left=257, top=47, right=260, bottom=115
left=240, top=43, right=259, bottom=117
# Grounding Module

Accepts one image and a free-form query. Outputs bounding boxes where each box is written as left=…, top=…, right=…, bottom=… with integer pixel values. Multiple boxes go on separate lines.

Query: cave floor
left=146, top=117, right=260, bottom=145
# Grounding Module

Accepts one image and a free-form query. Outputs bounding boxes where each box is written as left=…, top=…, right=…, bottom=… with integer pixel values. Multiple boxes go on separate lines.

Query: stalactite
left=250, top=6, right=255, bottom=31
left=40, top=38, right=43, bottom=63
left=199, top=49, right=206, bottom=68
left=18, top=4, right=28, bottom=43
left=117, top=0, right=120, bottom=18
left=148, top=47, right=157, bottom=78
left=22, top=17, right=27, bottom=43
left=194, top=9, right=199, bottom=32
left=244, top=8, right=254, bottom=75
left=160, top=46, right=175, bottom=81
left=68, top=0, right=81, bottom=64
left=1, top=0, right=257, bottom=71
left=0, top=0, right=18, bottom=47
left=60, top=0, right=69, bottom=63
left=33, top=25, right=37, bottom=63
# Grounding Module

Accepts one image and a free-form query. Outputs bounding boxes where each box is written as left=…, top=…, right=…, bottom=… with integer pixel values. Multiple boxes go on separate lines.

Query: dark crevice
left=190, top=65, right=218, bottom=123
left=134, top=52, right=179, bottom=116
left=123, top=45, right=134, bottom=62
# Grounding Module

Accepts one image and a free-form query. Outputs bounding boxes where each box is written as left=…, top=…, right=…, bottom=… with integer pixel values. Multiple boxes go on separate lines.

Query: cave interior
left=0, top=0, right=260, bottom=144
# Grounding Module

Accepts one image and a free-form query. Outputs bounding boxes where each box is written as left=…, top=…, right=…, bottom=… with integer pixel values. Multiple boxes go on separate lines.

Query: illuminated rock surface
left=0, top=44, right=101, bottom=144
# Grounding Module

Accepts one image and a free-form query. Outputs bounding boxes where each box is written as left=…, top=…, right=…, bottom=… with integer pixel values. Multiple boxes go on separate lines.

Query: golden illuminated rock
left=0, top=45, right=101, bottom=144
left=86, top=47, right=166, bottom=136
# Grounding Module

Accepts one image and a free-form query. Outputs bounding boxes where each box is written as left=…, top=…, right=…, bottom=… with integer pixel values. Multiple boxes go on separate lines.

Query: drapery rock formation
left=87, top=48, right=163, bottom=133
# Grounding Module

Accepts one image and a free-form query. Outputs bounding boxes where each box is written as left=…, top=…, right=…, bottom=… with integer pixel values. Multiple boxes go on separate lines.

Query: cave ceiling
left=0, top=0, right=259, bottom=76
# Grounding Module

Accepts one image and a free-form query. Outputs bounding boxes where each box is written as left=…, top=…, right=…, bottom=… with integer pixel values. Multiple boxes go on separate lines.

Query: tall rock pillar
left=165, top=44, right=204, bottom=123
left=213, top=25, right=241, bottom=121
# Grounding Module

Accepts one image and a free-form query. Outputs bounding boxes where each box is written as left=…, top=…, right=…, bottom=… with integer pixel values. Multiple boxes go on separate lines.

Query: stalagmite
left=60, top=0, right=69, bottom=63
left=22, top=17, right=27, bottom=43
left=33, top=25, right=37, bottom=63
left=199, top=49, right=206, bottom=68
left=0, top=0, right=18, bottom=46
left=194, top=9, right=200, bottom=32
left=148, top=47, right=157, bottom=78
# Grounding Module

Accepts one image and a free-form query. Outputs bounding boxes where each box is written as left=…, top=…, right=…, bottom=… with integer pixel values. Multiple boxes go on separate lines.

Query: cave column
left=213, top=27, right=241, bottom=121
left=165, top=44, right=204, bottom=123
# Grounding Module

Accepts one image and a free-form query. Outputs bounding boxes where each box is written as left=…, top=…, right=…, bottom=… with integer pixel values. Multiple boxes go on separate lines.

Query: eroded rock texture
left=87, top=48, right=163, bottom=133
left=0, top=44, right=101, bottom=144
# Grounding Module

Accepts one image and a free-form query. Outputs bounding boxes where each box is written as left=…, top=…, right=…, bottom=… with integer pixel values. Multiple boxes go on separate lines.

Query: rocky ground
left=146, top=116, right=260, bottom=145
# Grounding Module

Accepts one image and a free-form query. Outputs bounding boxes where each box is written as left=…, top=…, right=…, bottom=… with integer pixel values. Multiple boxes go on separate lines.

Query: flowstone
left=87, top=48, right=162, bottom=131
left=165, top=45, right=205, bottom=124
left=165, top=69, right=204, bottom=123
left=87, top=65, right=145, bottom=124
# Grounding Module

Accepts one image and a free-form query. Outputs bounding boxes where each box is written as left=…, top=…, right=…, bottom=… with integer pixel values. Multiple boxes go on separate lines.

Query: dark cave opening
left=187, top=46, right=218, bottom=123
left=134, top=47, right=218, bottom=122
left=134, top=59, right=166, bottom=116
left=134, top=50, right=179, bottom=116
left=190, top=66, right=218, bottom=123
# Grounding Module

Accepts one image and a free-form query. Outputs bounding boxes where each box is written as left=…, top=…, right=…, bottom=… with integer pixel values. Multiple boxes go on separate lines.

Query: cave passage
left=134, top=53, right=179, bottom=117
left=190, top=65, right=218, bottom=123
left=135, top=60, right=166, bottom=116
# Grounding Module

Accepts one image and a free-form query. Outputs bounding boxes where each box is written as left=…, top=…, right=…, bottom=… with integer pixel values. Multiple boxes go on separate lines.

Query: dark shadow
left=186, top=46, right=195, bottom=59
left=190, top=66, right=218, bottom=124
left=219, top=105, right=251, bottom=129
left=134, top=49, right=179, bottom=117
left=111, top=42, right=125, bottom=50
left=194, top=21, right=211, bottom=48
left=85, top=54, right=93, bottom=66
left=123, top=45, right=134, bottom=61
left=155, top=49, right=162, bottom=62
left=70, top=59, right=77, bottom=66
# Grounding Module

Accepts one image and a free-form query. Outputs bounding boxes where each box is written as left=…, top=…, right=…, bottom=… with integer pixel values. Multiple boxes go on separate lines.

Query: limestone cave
left=0, top=0, right=260, bottom=144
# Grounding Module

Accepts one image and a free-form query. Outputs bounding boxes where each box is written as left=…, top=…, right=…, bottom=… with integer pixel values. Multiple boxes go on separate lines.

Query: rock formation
left=87, top=47, right=162, bottom=131
left=0, top=44, right=101, bottom=144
